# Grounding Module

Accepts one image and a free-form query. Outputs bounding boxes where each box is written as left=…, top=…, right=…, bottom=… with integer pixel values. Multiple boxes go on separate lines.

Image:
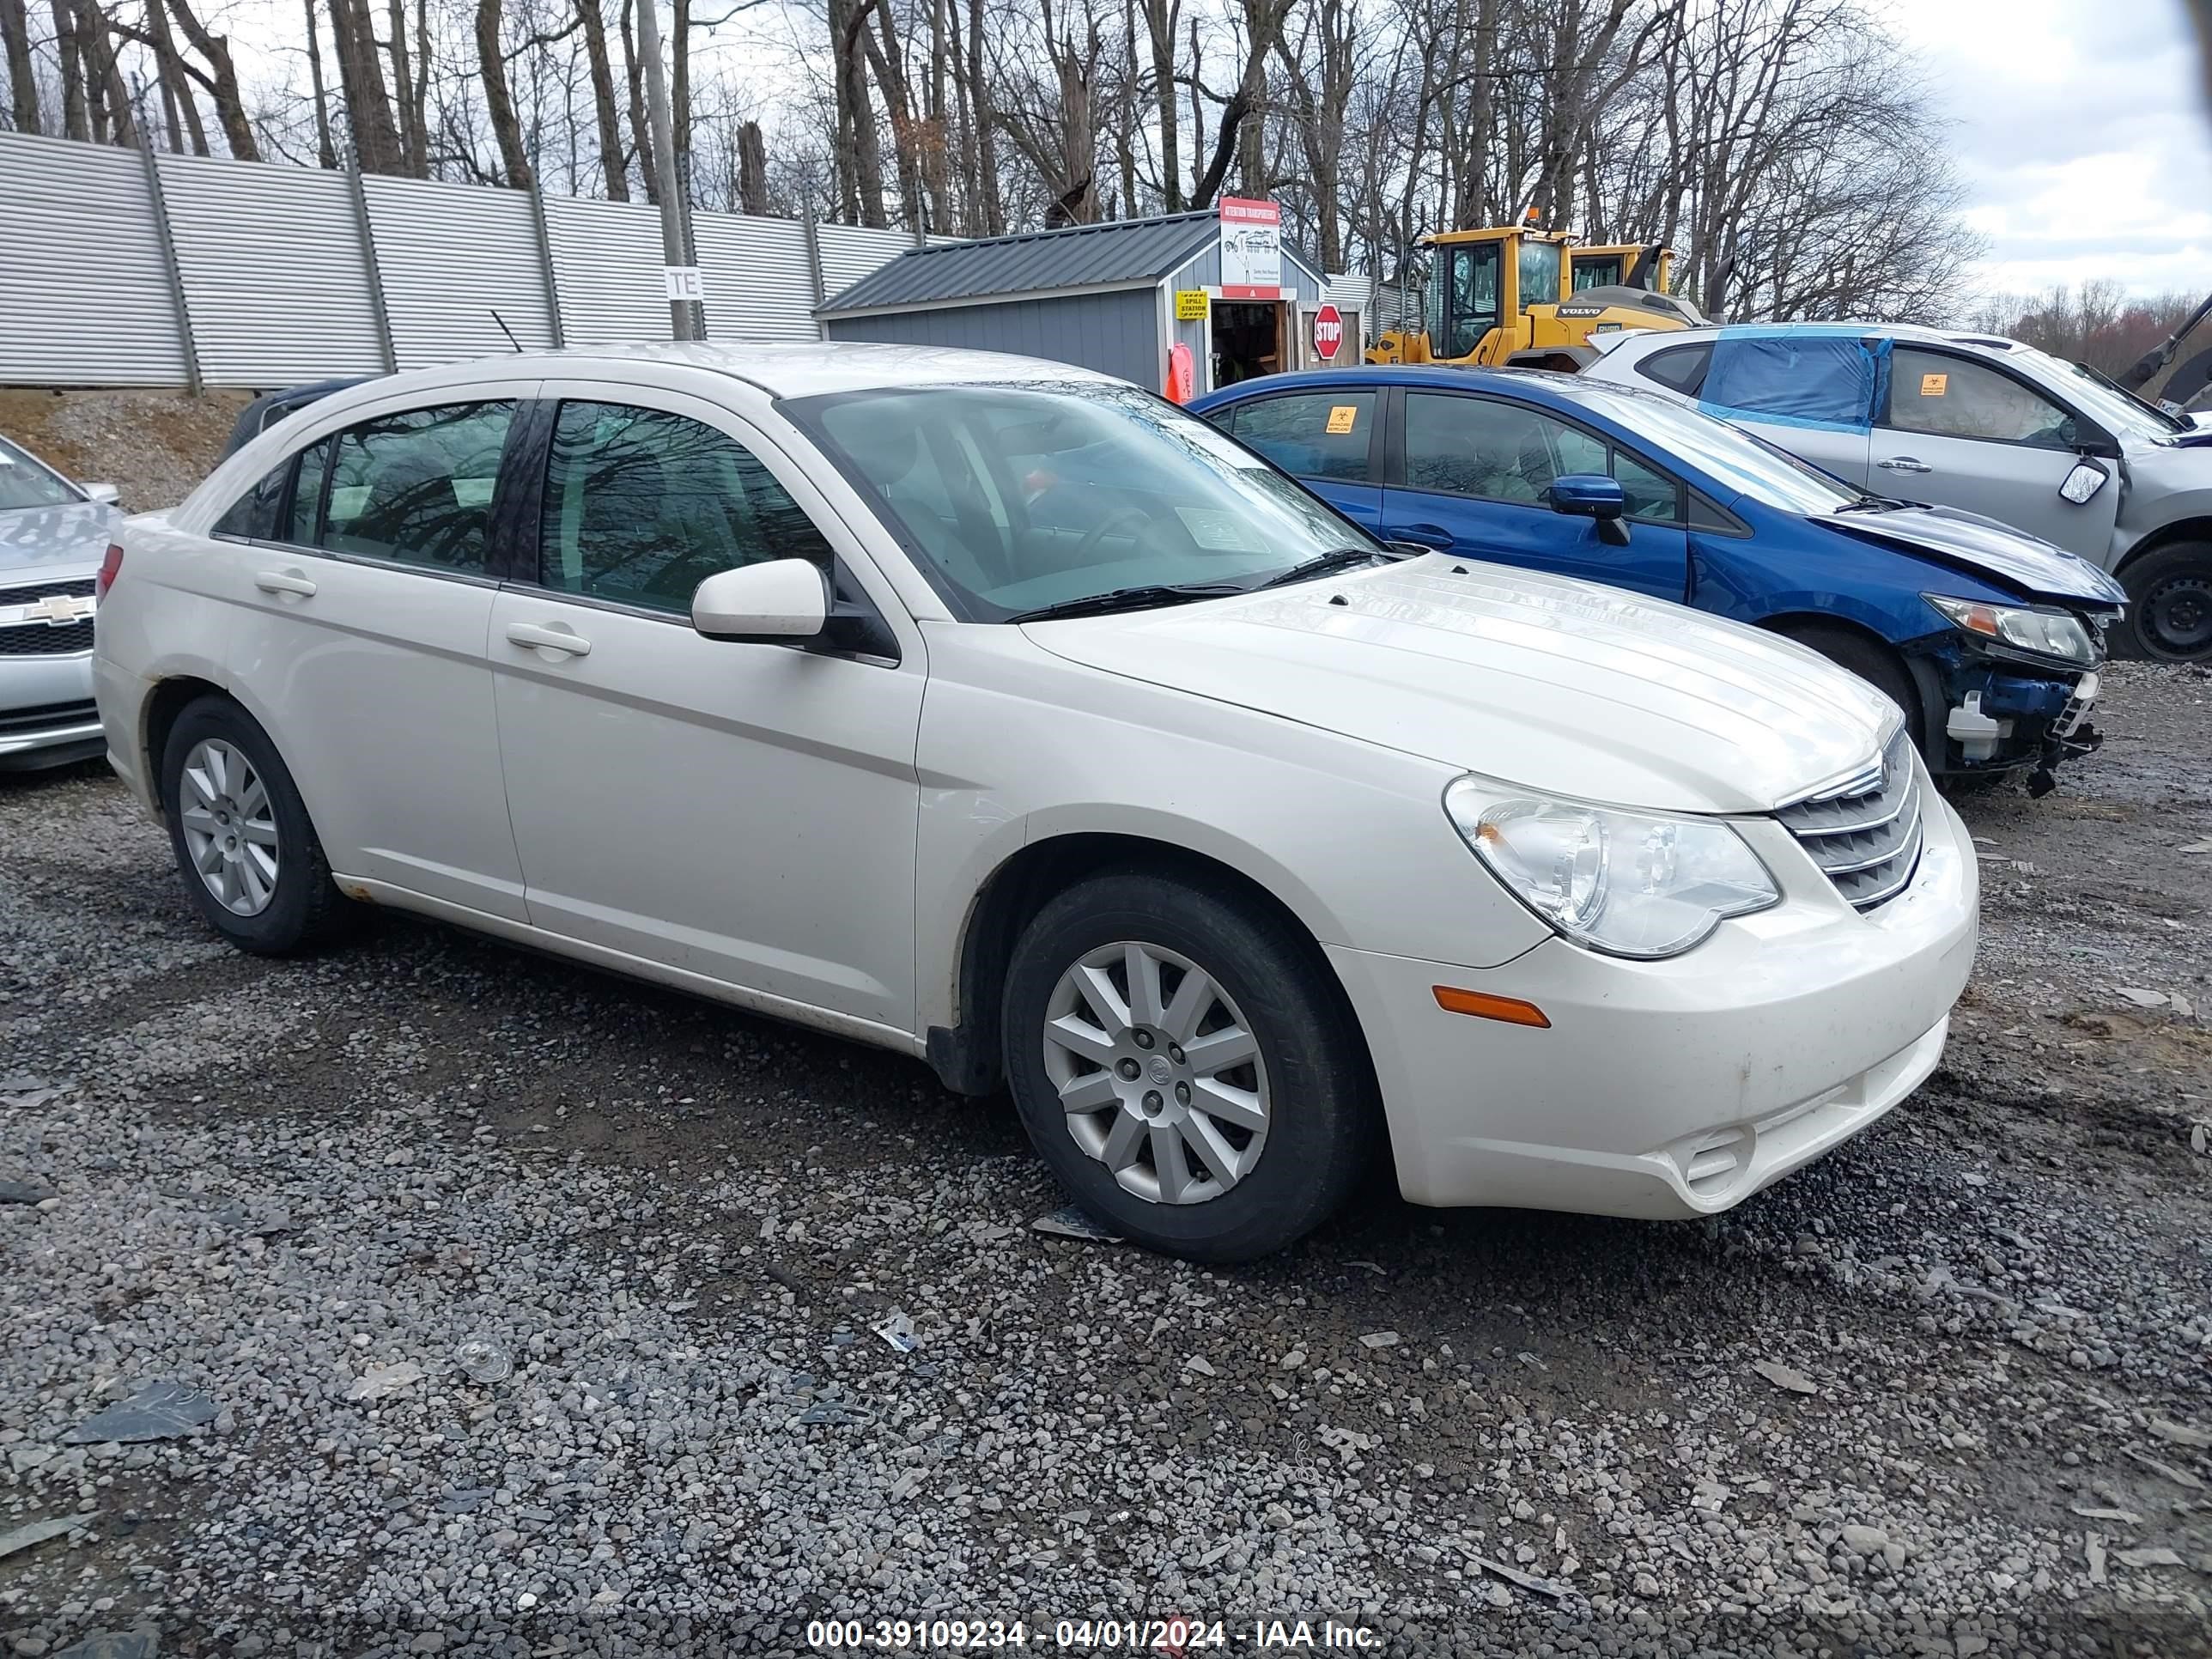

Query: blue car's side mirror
left=1547, top=473, right=1626, bottom=520
left=1548, top=473, right=1632, bottom=545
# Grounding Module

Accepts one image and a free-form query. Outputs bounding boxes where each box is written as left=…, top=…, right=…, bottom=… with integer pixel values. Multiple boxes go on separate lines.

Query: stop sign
left=1312, top=303, right=1344, bottom=362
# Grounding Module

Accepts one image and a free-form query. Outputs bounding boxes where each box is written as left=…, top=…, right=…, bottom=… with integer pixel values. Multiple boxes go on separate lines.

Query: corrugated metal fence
left=0, top=131, right=922, bottom=389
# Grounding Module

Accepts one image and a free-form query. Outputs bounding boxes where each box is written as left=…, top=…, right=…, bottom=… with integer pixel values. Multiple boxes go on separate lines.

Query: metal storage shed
left=817, top=207, right=1333, bottom=399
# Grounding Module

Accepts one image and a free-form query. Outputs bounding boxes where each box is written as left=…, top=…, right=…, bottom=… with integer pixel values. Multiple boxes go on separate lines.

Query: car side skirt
left=337, top=874, right=930, bottom=1060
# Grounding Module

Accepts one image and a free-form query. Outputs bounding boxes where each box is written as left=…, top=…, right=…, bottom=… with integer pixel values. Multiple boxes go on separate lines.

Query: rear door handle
left=253, top=568, right=318, bottom=598
left=505, top=621, right=592, bottom=658
left=1392, top=522, right=1456, bottom=549
left=1876, top=456, right=1932, bottom=474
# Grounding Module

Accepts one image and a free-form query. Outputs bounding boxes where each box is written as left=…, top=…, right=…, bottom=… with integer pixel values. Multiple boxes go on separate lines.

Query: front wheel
left=1780, top=623, right=1924, bottom=753
left=1001, top=871, right=1376, bottom=1262
left=2112, top=543, right=2212, bottom=662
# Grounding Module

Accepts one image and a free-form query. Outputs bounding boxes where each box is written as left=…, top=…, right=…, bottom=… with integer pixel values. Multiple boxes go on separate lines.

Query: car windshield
left=0, top=438, right=82, bottom=511
left=1559, top=380, right=1865, bottom=515
left=2010, top=345, right=2190, bottom=441
left=793, top=381, right=1381, bottom=619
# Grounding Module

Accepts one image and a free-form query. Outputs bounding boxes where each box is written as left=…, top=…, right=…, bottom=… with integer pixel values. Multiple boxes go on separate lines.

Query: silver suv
left=1586, top=323, right=2212, bottom=660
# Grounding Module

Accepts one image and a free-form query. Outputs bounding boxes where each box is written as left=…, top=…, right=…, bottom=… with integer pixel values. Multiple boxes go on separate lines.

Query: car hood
left=1810, top=502, right=2125, bottom=605
left=0, top=501, right=114, bottom=575
left=1022, top=557, right=1899, bottom=815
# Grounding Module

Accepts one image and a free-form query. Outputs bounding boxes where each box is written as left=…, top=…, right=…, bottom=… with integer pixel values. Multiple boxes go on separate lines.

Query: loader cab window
left=1517, top=240, right=1563, bottom=312
left=1571, top=256, right=1623, bottom=292
left=1427, top=242, right=1503, bottom=360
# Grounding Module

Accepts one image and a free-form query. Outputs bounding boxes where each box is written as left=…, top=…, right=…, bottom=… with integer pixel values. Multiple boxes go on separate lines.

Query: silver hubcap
left=179, top=738, right=279, bottom=917
left=1042, top=941, right=1270, bottom=1205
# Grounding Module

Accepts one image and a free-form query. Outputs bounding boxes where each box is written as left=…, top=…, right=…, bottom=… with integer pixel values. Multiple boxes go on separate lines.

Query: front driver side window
left=319, top=402, right=515, bottom=572
left=1886, top=349, right=2075, bottom=449
left=538, top=401, right=835, bottom=613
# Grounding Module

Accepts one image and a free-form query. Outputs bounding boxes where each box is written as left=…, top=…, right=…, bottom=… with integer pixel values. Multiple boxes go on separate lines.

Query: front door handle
left=1876, top=456, right=1933, bottom=474
left=505, top=622, right=592, bottom=659
left=1393, top=522, right=1456, bottom=550
left=253, top=568, right=318, bottom=598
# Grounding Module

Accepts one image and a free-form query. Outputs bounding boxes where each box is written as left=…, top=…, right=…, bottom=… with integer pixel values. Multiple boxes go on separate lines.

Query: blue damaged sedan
left=1193, top=367, right=2128, bottom=793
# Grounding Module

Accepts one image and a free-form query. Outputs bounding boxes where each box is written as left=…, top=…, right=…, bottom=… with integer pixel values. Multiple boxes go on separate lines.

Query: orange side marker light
left=1432, top=986, right=1551, bottom=1028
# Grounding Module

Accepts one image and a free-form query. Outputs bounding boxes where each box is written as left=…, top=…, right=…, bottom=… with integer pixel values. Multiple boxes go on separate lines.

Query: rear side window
left=1636, top=343, right=1712, bottom=396
left=1224, top=392, right=1378, bottom=482
left=1884, top=349, right=2075, bottom=449
left=1699, top=336, right=1876, bottom=428
left=536, top=401, right=835, bottom=613
left=212, top=461, right=289, bottom=541
left=317, top=402, right=515, bottom=573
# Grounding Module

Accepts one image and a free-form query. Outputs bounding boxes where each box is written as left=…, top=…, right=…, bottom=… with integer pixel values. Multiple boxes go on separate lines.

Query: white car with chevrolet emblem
left=0, top=434, right=119, bottom=770
left=93, top=344, right=1978, bottom=1261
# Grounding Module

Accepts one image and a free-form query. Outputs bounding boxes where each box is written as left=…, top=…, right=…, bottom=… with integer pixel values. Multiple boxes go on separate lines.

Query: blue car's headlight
left=1924, top=595, right=2098, bottom=665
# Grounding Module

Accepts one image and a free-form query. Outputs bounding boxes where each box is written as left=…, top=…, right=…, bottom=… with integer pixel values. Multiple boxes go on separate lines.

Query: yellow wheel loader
left=1367, top=225, right=1702, bottom=371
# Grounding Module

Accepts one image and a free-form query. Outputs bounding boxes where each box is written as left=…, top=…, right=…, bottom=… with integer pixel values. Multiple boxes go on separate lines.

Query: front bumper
left=1927, top=634, right=2105, bottom=780
left=0, top=651, right=101, bottom=769
left=1334, top=787, right=1978, bottom=1218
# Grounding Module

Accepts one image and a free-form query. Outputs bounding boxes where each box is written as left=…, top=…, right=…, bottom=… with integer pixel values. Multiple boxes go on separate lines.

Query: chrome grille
left=0, top=577, right=95, bottom=604
left=0, top=578, right=96, bottom=657
left=1775, top=729, right=1923, bottom=912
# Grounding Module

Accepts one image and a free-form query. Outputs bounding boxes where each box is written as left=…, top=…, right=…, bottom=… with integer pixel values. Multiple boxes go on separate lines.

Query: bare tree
left=1, top=0, right=40, bottom=132
left=474, top=0, right=532, bottom=185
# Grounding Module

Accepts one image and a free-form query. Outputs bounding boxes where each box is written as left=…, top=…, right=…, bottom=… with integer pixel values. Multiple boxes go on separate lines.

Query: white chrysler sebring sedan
left=94, top=344, right=1977, bottom=1260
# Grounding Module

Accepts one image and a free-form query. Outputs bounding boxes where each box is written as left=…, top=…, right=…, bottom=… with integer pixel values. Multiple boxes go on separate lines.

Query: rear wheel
left=159, top=696, right=354, bottom=955
left=1780, top=623, right=1923, bottom=751
left=1001, top=870, right=1376, bottom=1262
left=2112, top=542, right=2212, bottom=662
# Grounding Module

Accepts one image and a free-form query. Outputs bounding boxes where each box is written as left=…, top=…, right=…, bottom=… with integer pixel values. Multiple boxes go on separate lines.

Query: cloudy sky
left=1896, top=0, right=2212, bottom=301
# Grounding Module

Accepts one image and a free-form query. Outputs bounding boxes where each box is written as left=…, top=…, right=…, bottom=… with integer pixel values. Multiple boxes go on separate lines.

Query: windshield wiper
left=1251, top=547, right=1389, bottom=589
left=1006, top=582, right=1246, bottom=623
left=1833, top=495, right=1912, bottom=513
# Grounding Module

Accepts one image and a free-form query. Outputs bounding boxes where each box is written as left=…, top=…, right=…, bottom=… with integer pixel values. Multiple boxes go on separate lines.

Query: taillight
left=95, top=542, right=124, bottom=600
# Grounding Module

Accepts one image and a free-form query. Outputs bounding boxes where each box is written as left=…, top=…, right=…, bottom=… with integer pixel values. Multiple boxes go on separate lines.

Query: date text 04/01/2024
left=805, top=1619, right=1382, bottom=1650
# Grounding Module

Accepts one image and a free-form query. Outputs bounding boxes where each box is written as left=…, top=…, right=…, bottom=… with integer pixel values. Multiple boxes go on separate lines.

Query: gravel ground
left=2, top=665, right=2208, bottom=1659
left=0, top=390, right=250, bottom=513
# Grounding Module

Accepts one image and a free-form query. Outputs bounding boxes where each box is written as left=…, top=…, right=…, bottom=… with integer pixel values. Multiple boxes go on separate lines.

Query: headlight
left=1923, top=595, right=2097, bottom=665
left=1443, top=779, right=1779, bottom=959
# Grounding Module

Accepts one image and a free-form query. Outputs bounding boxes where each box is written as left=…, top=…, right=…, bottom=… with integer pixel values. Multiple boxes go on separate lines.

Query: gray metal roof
left=819, top=211, right=1225, bottom=314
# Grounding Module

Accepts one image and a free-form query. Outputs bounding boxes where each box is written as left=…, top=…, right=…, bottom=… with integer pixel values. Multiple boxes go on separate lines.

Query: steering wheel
left=1072, top=503, right=1157, bottom=563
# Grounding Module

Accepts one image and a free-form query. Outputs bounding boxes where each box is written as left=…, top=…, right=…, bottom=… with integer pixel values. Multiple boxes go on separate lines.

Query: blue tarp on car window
left=1698, top=328, right=1887, bottom=433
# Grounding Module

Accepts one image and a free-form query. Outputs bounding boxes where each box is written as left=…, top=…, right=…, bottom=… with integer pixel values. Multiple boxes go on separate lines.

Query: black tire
left=2112, top=542, right=2212, bottom=663
left=1001, top=868, right=1377, bottom=1263
left=1782, top=623, right=1923, bottom=752
left=159, top=695, right=354, bottom=955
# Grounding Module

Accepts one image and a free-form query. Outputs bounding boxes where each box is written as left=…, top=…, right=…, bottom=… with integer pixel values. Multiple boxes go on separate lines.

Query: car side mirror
left=1547, top=473, right=1626, bottom=520
left=691, top=559, right=830, bottom=642
left=82, top=482, right=120, bottom=506
left=2059, top=459, right=2110, bottom=505
left=1547, top=472, right=1632, bottom=544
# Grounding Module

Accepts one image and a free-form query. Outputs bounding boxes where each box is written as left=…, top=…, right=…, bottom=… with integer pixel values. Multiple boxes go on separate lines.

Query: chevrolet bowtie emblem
left=20, top=593, right=95, bottom=624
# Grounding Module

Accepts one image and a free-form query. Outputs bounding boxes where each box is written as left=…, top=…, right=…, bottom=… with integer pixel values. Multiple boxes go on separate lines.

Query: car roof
left=1608, top=322, right=2031, bottom=356
left=1192, top=363, right=1662, bottom=421
left=330, top=342, right=1127, bottom=404
left=1195, top=364, right=1567, bottom=399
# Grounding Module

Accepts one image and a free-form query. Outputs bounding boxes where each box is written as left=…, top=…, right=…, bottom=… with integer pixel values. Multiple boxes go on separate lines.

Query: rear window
left=1635, top=343, right=1712, bottom=397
